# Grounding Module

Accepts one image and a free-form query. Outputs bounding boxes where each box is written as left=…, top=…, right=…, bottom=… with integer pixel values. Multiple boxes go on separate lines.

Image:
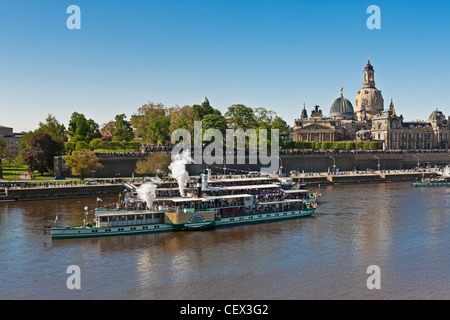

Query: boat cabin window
left=153, top=213, right=162, bottom=220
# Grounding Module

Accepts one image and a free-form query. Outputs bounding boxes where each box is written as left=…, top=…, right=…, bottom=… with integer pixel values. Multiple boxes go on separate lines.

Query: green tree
left=169, top=105, right=195, bottom=136
left=194, top=104, right=215, bottom=121
left=270, top=116, right=290, bottom=142
left=135, top=151, right=171, bottom=176
left=37, top=114, right=67, bottom=142
left=89, top=138, right=104, bottom=151
left=225, top=104, right=258, bottom=130
left=131, top=102, right=166, bottom=144
left=202, top=113, right=227, bottom=135
left=67, top=112, right=101, bottom=142
left=75, top=141, right=89, bottom=151
left=113, top=114, right=134, bottom=142
left=147, top=116, right=171, bottom=144
left=19, top=131, right=36, bottom=154
left=62, top=149, right=104, bottom=179
left=64, top=141, right=75, bottom=152
left=21, top=132, right=63, bottom=175
left=254, top=107, right=276, bottom=127
left=0, top=137, right=9, bottom=179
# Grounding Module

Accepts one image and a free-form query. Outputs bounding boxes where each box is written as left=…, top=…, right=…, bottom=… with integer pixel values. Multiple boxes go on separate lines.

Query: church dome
left=202, top=95, right=210, bottom=106
left=355, top=59, right=384, bottom=120
left=330, top=96, right=354, bottom=119
left=428, top=109, right=445, bottom=122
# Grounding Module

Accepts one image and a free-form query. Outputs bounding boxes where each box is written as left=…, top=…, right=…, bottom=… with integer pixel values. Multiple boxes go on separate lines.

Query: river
left=0, top=182, right=449, bottom=299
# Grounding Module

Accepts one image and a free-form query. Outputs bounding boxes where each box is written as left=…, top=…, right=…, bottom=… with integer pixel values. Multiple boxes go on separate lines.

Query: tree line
left=6, top=99, right=290, bottom=179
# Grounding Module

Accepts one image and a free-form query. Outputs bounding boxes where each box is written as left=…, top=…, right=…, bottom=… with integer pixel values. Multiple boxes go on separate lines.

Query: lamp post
left=329, top=156, right=336, bottom=174
left=413, top=155, right=420, bottom=168
left=92, top=169, right=96, bottom=180
left=374, top=156, right=380, bottom=171
left=277, top=156, right=283, bottom=176
left=219, top=156, right=226, bottom=176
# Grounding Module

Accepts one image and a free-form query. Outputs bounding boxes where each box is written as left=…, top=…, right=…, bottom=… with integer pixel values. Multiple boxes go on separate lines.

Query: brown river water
left=0, top=182, right=449, bottom=299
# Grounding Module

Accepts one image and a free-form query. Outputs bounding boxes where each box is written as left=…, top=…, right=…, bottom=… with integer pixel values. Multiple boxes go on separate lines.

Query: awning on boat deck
left=282, top=189, right=309, bottom=193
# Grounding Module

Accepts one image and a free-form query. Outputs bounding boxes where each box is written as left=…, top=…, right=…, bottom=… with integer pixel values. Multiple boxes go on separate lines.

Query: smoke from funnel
left=168, top=150, right=192, bottom=197
left=136, top=182, right=157, bottom=209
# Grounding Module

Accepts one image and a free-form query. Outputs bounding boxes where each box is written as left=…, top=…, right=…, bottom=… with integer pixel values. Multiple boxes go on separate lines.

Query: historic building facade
left=293, top=60, right=450, bottom=149
left=0, top=125, right=23, bottom=156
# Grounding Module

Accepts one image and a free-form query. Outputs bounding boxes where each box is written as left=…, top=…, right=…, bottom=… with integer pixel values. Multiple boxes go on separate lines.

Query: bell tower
left=363, top=58, right=375, bottom=88
left=355, top=58, right=384, bottom=120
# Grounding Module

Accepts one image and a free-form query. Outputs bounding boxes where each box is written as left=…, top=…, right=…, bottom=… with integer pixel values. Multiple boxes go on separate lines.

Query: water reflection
left=0, top=183, right=449, bottom=299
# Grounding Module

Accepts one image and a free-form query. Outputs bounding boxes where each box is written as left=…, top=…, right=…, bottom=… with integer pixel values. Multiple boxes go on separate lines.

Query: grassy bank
left=1, top=165, right=55, bottom=180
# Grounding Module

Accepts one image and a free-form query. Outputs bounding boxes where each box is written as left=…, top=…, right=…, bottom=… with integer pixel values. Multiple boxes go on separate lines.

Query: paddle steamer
left=51, top=173, right=319, bottom=239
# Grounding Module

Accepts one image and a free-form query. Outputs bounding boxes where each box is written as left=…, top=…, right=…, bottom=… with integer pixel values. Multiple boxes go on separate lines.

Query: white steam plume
left=168, top=150, right=192, bottom=197
left=136, top=182, right=157, bottom=210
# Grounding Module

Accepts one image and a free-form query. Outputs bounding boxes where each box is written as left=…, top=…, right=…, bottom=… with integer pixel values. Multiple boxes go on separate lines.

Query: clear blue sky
left=1, top=0, right=449, bottom=132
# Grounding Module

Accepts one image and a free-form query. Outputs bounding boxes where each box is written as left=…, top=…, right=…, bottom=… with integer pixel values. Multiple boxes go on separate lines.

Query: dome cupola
left=330, top=87, right=354, bottom=119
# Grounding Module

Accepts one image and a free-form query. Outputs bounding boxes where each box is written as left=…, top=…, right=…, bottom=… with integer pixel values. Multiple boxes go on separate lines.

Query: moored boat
left=413, top=166, right=450, bottom=187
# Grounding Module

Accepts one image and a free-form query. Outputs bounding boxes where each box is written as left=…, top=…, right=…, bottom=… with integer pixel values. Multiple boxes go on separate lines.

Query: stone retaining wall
left=53, top=152, right=450, bottom=178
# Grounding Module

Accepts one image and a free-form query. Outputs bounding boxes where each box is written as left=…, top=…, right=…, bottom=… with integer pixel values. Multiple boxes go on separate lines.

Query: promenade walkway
left=0, top=168, right=441, bottom=190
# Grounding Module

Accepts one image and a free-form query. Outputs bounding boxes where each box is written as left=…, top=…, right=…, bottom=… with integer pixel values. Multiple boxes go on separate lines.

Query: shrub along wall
left=282, top=141, right=380, bottom=151
left=64, top=140, right=141, bottom=152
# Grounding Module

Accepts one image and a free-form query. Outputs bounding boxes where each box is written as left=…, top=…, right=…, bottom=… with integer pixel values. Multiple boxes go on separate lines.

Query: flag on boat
left=97, top=197, right=102, bottom=202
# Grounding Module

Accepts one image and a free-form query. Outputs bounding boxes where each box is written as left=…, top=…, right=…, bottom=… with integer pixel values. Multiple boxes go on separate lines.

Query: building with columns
left=293, top=59, right=450, bottom=149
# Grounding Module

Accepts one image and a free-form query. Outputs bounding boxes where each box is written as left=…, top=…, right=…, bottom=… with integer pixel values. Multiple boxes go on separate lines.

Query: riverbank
left=0, top=184, right=126, bottom=202
left=0, top=169, right=439, bottom=202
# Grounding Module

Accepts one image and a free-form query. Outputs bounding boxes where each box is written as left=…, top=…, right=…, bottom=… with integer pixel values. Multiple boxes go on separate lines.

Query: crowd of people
left=85, top=143, right=450, bottom=157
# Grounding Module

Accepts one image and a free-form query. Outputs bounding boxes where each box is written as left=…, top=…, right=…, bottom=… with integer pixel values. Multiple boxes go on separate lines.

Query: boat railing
left=96, top=212, right=164, bottom=227
left=168, top=200, right=247, bottom=213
